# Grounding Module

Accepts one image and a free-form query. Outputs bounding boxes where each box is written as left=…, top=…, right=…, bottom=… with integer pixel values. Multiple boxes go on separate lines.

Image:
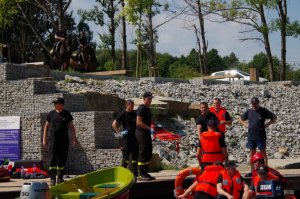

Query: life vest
left=209, top=107, right=227, bottom=133
left=252, top=167, right=286, bottom=186
left=195, top=165, right=224, bottom=197
left=200, top=131, right=224, bottom=163
left=220, top=170, right=243, bottom=199
left=174, top=167, right=202, bottom=199
left=254, top=172, right=279, bottom=187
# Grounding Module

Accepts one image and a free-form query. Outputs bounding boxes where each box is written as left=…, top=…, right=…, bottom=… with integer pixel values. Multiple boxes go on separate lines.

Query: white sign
left=0, top=116, right=20, bottom=130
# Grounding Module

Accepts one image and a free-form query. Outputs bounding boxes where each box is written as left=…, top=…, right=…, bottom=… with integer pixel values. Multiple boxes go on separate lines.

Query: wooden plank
left=85, top=70, right=132, bottom=76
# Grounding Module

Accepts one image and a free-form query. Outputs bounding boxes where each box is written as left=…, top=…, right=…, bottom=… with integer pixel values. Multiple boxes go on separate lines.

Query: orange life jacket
left=200, top=131, right=224, bottom=163
left=195, top=165, right=224, bottom=197
left=254, top=172, right=279, bottom=187
left=209, top=107, right=227, bottom=133
left=220, top=170, right=243, bottom=199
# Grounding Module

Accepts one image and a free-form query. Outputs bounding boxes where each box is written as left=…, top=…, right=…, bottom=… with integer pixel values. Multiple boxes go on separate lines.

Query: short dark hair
left=251, top=97, right=259, bottom=103
left=126, top=99, right=134, bottom=106
left=143, top=91, right=153, bottom=99
left=213, top=97, right=221, bottom=104
left=200, top=102, right=208, bottom=106
left=207, top=119, right=218, bottom=127
left=79, top=37, right=87, bottom=45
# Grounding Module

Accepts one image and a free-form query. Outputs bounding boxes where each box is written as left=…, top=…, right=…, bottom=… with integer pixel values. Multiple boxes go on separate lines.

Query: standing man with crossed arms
left=209, top=98, right=232, bottom=136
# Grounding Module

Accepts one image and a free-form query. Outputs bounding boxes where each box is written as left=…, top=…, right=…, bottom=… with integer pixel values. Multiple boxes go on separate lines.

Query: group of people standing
left=51, top=27, right=97, bottom=72
left=112, top=91, right=156, bottom=181
left=42, top=91, right=284, bottom=198
left=179, top=97, right=282, bottom=199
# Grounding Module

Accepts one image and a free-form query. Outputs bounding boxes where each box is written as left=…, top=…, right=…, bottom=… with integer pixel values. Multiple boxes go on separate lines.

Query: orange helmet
left=250, top=152, right=264, bottom=163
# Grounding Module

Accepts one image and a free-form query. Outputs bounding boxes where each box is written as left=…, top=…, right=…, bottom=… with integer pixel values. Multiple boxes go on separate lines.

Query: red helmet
left=250, top=152, right=264, bottom=163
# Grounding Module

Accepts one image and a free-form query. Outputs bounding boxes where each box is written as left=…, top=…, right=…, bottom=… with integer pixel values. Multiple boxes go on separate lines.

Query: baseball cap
left=207, top=119, right=218, bottom=127
left=250, top=97, right=259, bottom=104
left=52, top=97, right=65, bottom=105
left=224, top=160, right=238, bottom=168
left=143, top=91, right=153, bottom=99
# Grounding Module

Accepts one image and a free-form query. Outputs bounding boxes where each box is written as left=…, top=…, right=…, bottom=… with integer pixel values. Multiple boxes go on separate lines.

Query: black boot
left=122, top=161, right=128, bottom=169
left=138, top=164, right=155, bottom=181
left=132, top=162, right=138, bottom=177
left=57, top=168, right=65, bottom=184
left=49, top=169, right=57, bottom=186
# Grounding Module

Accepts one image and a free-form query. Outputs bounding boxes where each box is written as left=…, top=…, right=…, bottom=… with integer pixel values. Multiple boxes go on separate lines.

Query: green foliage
left=156, top=53, right=176, bottom=77
left=207, top=48, right=224, bottom=73
left=0, top=0, right=22, bottom=28
left=222, top=52, right=240, bottom=69
left=169, top=62, right=200, bottom=79
left=103, top=60, right=116, bottom=71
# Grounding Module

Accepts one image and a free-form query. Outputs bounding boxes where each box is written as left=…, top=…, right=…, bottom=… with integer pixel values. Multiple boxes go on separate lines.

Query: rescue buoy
left=174, top=167, right=202, bottom=198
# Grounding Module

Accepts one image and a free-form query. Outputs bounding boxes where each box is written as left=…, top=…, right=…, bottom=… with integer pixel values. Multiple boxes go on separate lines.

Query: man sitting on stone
left=70, top=37, right=97, bottom=72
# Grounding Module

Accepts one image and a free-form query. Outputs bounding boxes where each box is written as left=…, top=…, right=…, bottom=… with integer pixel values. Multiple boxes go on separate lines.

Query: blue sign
left=0, top=129, right=20, bottom=160
left=0, top=116, right=20, bottom=161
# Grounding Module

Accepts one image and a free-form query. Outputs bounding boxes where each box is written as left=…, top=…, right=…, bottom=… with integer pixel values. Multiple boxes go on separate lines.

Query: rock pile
left=56, top=77, right=300, bottom=168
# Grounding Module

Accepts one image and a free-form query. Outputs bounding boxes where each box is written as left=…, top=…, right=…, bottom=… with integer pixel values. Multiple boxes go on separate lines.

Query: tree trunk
left=193, top=24, right=202, bottom=75
left=196, top=0, right=208, bottom=75
left=120, top=0, right=128, bottom=70
left=110, top=0, right=116, bottom=66
left=147, top=5, right=156, bottom=76
left=278, top=0, right=287, bottom=81
left=259, top=4, right=275, bottom=81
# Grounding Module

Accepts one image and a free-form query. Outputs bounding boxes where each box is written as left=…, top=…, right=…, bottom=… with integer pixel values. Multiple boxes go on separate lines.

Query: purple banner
left=0, top=129, right=20, bottom=160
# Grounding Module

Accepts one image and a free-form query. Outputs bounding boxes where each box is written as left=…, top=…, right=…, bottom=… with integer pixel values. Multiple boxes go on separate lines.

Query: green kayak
left=50, top=166, right=135, bottom=199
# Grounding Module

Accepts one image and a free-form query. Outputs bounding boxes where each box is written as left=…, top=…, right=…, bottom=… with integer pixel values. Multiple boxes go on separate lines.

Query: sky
left=68, top=0, right=300, bottom=67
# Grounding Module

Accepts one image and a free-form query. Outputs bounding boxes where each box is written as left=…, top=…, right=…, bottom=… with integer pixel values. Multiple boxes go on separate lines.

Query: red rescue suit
left=200, top=131, right=224, bottom=163
left=254, top=172, right=279, bottom=196
left=195, top=165, right=224, bottom=197
left=252, top=166, right=286, bottom=188
left=209, top=107, right=227, bottom=133
left=220, top=170, right=243, bottom=199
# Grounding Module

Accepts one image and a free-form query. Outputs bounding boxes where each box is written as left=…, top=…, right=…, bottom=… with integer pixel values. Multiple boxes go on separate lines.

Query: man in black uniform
left=135, top=91, right=156, bottom=181
left=196, top=102, right=219, bottom=138
left=43, top=97, right=77, bottom=186
left=112, top=99, right=138, bottom=177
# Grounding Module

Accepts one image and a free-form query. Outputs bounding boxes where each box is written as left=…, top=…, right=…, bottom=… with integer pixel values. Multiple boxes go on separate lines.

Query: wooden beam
left=85, top=70, right=132, bottom=76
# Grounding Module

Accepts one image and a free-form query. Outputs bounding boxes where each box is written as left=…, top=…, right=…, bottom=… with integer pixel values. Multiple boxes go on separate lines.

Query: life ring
left=174, top=167, right=202, bottom=198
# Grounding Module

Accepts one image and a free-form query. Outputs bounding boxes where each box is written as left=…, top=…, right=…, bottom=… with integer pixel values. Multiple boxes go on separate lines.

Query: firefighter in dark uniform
left=135, top=91, right=156, bottom=181
left=112, top=99, right=138, bottom=177
left=43, top=97, right=77, bottom=186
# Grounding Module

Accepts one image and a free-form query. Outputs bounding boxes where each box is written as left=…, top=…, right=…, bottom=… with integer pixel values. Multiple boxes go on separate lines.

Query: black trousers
left=49, top=139, right=69, bottom=168
left=194, top=191, right=215, bottom=199
left=122, top=134, right=138, bottom=163
left=135, top=129, right=152, bottom=163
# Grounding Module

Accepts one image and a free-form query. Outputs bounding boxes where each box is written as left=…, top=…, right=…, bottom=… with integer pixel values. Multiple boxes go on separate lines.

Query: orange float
left=174, top=167, right=202, bottom=199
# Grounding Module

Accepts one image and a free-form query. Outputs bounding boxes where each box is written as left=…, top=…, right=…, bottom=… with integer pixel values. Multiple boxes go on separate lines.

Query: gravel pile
left=56, top=77, right=300, bottom=168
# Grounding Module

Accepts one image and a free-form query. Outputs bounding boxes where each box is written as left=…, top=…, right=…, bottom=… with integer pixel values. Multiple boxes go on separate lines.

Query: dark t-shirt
left=46, top=109, right=73, bottom=139
left=196, top=112, right=218, bottom=132
left=136, top=104, right=152, bottom=128
left=116, top=110, right=136, bottom=135
left=241, top=107, right=276, bottom=140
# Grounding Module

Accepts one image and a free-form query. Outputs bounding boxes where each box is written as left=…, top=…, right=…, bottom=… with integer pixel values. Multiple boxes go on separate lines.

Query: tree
left=209, top=0, right=276, bottom=81
left=207, top=48, right=223, bottom=73
left=184, top=0, right=208, bottom=75
left=79, top=0, right=119, bottom=66
left=0, top=0, right=21, bottom=28
left=269, top=0, right=300, bottom=80
left=222, top=52, right=239, bottom=69
left=120, top=0, right=128, bottom=69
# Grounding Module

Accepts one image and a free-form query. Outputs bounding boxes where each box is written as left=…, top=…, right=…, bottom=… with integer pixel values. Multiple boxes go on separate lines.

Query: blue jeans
left=246, top=140, right=266, bottom=150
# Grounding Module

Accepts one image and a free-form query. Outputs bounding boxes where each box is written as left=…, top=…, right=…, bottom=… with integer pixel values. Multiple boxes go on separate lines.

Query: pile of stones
left=56, top=77, right=300, bottom=168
